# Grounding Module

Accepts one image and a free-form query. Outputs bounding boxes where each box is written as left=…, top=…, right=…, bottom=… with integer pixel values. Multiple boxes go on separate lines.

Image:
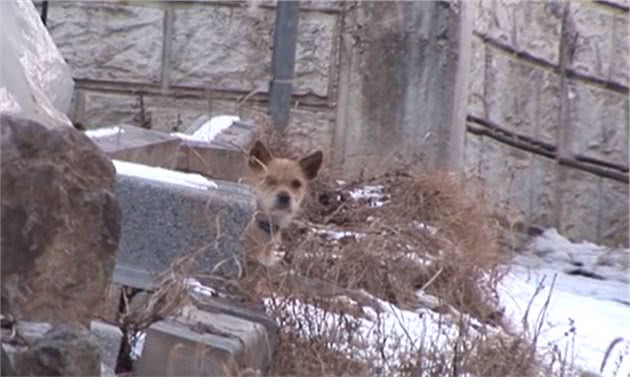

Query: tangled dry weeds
left=223, top=124, right=556, bottom=377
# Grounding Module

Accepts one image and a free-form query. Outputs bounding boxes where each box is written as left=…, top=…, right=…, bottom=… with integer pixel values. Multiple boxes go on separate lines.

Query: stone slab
left=114, top=168, right=256, bottom=278
left=135, top=304, right=273, bottom=376
left=88, top=124, right=182, bottom=169
left=89, top=320, right=123, bottom=372
left=175, top=120, right=258, bottom=182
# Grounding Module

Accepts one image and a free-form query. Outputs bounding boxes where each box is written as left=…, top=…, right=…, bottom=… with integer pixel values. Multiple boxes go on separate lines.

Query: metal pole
left=40, top=0, right=49, bottom=26
left=269, top=1, right=300, bottom=130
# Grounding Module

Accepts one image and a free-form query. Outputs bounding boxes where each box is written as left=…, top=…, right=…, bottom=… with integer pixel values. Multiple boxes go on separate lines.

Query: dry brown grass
left=230, top=123, right=539, bottom=376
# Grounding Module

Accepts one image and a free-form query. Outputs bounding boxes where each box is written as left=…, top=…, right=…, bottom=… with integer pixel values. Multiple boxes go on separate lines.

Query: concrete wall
left=40, top=0, right=341, bottom=154
left=38, top=0, right=628, bottom=246
left=465, top=0, right=629, bottom=247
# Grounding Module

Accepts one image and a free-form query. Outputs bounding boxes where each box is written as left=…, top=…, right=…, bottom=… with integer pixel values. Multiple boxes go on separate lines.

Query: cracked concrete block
left=135, top=305, right=273, bottom=376
left=47, top=2, right=164, bottom=84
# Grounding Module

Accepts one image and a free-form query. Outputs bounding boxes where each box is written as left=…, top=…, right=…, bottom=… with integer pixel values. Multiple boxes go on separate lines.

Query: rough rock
left=12, top=324, right=101, bottom=377
left=0, top=114, right=122, bottom=325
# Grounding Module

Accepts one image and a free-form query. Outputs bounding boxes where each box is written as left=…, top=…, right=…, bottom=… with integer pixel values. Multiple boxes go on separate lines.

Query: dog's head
left=248, top=141, right=323, bottom=228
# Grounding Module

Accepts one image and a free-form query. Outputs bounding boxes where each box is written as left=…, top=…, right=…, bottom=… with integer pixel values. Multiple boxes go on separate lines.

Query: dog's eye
left=291, top=179, right=302, bottom=189
left=265, top=177, right=277, bottom=186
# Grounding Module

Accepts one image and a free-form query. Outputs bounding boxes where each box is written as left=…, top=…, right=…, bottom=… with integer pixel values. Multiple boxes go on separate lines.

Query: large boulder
left=11, top=324, right=101, bottom=376
left=0, top=114, right=121, bottom=325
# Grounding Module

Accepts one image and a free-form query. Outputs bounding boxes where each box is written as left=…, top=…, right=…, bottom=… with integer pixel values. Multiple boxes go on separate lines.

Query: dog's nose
left=277, top=191, right=291, bottom=206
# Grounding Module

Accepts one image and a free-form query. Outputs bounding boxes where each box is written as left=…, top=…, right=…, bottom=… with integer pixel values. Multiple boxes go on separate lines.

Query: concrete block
left=599, top=179, right=629, bottom=247
left=47, top=3, right=164, bottom=84
left=514, top=1, right=562, bottom=65
left=558, top=167, right=601, bottom=243
left=567, top=81, right=629, bottom=167
left=170, top=5, right=336, bottom=97
left=479, top=137, right=532, bottom=217
left=114, top=162, right=256, bottom=277
left=174, top=120, right=258, bottom=182
left=87, top=124, right=182, bottom=169
left=612, top=15, right=629, bottom=89
left=485, top=51, right=543, bottom=139
left=135, top=305, right=273, bottom=376
left=190, top=295, right=278, bottom=353
left=528, top=155, right=557, bottom=229
left=473, top=0, right=516, bottom=46
left=89, top=320, right=123, bottom=372
left=82, top=91, right=140, bottom=129
left=569, top=2, right=615, bottom=83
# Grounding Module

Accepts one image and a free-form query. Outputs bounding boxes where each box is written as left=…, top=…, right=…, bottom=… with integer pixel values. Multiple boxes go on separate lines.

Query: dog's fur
left=242, top=141, right=323, bottom=266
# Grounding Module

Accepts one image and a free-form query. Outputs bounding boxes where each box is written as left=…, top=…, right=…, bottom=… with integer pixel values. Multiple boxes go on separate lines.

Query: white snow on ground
left=171, top=115, right=239, bottom=143
left=349, top=185, right=389, bottom=208
left=84, top=126, right=125, bottom=138
left=265, top=293, right=472, bottom=373
left=499, top=229, right=630, bottom=377
left=113, top=160, right=218, bottom=190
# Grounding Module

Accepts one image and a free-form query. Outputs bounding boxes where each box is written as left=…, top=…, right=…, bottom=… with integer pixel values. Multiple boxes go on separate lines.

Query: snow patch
left=171, top=115, right=239, bottom=143
left=113, top=160, right=218, bottom=190
left=501, top=229, right=630, bottom=377
left=185, top=278, right=217, bottom=297
left=349, top=185, right=389, bottom=208
left=85, top=126, right=125, bottom=139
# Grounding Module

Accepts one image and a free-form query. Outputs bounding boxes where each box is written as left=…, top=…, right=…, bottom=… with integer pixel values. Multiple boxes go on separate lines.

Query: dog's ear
left=249, top=141, right=273, bottom=172
left=299, top=150, right=323, bottom=180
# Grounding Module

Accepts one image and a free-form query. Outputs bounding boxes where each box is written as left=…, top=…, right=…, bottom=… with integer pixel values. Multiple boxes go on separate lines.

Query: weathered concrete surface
left=567, top=82, right=629, bottom=168
left=569, top=2, right=616, bottom=83
left=135, top=305, right=273, bottom=376
left=558, top=168, right=601, bottom=244
left=175, top=120, right=258, bottom=182
left=114, top=168, right=255, bottom=277
left=88, top=124, right=182, bottom=169
left=0, top=114, right=121, bottom=325
left=90, top=320, right=123, bottom=372
left=47, top=2, right=164, bottom=84
left=335, top=1, right=471, bottom=176
left=485, top=50, right=561, bottom=144
left=599, top=179, right=630, bottom=247
left=170, top=5, right=335, bottom=97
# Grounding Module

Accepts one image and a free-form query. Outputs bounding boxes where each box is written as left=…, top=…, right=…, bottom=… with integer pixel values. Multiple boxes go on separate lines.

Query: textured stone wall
left=465, top=0, right=629, bottom=246
left=40, top=0, right=340, bottom=154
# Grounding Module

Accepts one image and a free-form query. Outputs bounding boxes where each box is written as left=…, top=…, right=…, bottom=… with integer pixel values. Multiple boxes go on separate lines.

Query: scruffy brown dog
left=242, top=141, right=323, bottom=266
